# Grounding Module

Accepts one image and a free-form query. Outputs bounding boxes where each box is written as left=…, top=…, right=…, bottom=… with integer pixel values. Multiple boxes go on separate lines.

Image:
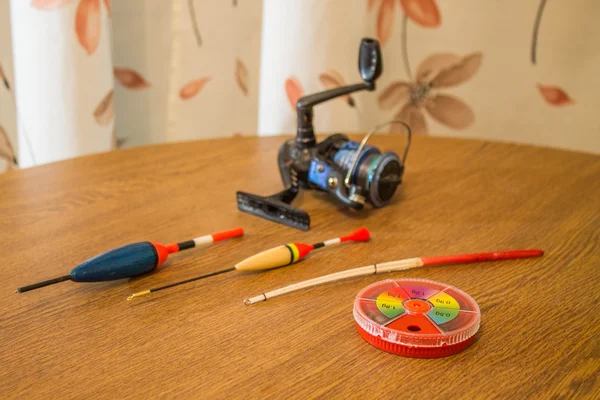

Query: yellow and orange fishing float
left=127, top=227, right=370, bottom=300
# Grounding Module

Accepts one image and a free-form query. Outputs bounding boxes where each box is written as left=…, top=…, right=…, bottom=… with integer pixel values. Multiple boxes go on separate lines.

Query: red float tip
left=165, top=243, right=179, bottom=254
left=212, top=227, right=244, bottom=242
left=151, top=242, right=171, bottom=268
left=340, top=227, right=370, bottom=243
left=294, top=243, right=315, bottom=261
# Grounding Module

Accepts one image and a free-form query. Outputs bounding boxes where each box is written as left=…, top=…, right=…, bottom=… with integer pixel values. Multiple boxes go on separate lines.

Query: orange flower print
left=114, top=68, right=151, bottom=90
left=537, top=84, right=573, bottom=106
left=399, top=0, right=441, bottom=28
left=530, top=2, right=575, bottom=107
left=235, top=59, right=249, bottom=96
left=93, top=89, right=114, bottom=126
left=32, top=0, right=110, bottom=55
left=179, top=77, right=211, bottom=100
left=368, top=0, right=440, bottom=45
left=0, top=125, right=18, bottom=170
left=379, top=53, right=482, bottom=134
left=0, top=63, right=9, bottom=89
left=285, top=77, right=304, bottom=110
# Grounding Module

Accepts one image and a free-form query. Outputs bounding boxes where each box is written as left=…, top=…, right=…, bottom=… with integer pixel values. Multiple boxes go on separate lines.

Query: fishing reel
left=237, top=38, right=411, bottom=231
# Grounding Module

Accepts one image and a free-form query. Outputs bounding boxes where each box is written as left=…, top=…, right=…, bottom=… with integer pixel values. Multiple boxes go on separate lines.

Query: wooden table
left=1, top=135, right=598, bottom=398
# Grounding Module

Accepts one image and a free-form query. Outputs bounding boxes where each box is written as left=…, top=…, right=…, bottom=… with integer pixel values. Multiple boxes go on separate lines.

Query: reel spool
left=353, top=278, right=480, bottom=358
left=333, top=142, right=402, bottom=207
left=314, top=122, right=409, bottom=208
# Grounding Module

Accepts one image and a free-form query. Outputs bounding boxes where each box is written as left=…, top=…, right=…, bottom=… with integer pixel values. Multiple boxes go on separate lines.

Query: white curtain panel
left=111, top=0, right=263, bottom=147
left=10, top=0, right=114, bottom=168
left=1, top=0, right=599, bottom=173
left=258, top=0, right=375, bottom=136
left=0, top=1, right=17, bottom=172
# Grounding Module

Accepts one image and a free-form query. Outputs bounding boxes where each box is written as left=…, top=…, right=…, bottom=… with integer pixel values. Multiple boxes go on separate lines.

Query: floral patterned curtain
left=0, top=0, right=598, bottom=174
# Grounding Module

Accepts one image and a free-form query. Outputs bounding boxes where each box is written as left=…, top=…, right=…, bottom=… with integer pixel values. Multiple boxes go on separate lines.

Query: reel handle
left=295, top=38, right=383, bottom=149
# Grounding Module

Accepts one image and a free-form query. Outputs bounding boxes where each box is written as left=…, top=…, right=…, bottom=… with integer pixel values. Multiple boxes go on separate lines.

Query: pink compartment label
left=402, top=285, right=440, bottom=300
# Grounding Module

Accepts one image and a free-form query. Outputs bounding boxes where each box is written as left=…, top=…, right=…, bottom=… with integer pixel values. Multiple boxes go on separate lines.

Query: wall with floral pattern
left=0, top=0, right=598, bottom=173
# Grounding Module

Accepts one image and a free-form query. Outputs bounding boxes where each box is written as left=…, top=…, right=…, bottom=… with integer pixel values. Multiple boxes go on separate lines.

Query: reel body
left=277, top=134, right=403, bottom=210
left=237, top=38, right=409, bottom=230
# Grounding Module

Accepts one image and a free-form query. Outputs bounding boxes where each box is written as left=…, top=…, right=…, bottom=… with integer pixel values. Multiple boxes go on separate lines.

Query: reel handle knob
left=359, top=38, right=382, bottom=83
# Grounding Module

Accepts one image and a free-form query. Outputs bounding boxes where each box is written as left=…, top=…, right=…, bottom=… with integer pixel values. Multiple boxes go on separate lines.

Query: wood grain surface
left=0, top=135, right=598, bottom=399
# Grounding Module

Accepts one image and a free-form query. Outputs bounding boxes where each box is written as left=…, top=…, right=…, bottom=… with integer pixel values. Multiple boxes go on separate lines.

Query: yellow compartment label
left=428, top=292, right=460, bottom=309
left=376, top=291, right=405, bottom=318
